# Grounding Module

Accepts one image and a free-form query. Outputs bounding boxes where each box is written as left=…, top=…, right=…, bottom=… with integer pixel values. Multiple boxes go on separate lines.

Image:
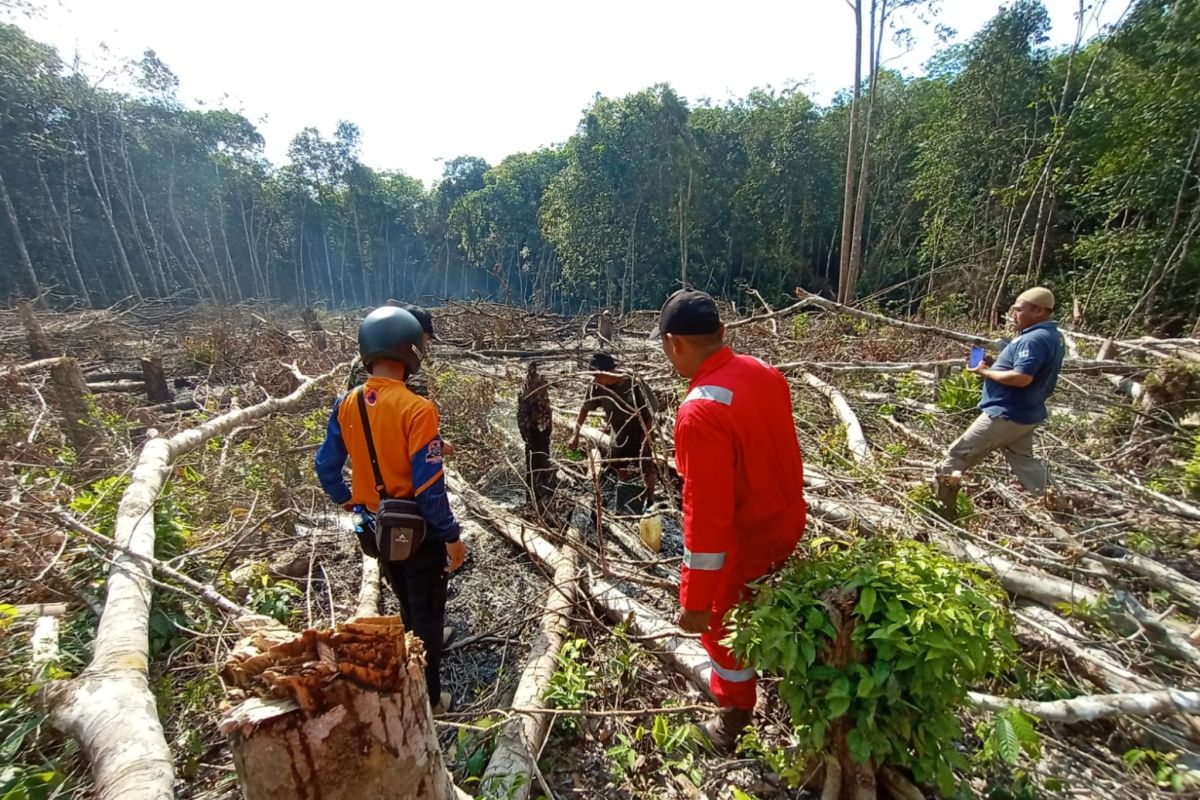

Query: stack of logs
left=220, top=615, right=456, bottom=800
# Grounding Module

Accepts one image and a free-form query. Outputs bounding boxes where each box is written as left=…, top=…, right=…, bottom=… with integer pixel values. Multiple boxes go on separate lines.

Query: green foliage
left=247, top=576, right=302, bottom=625
left=1183, top=432, right=1200, bottom=501
left=1124, top=748, right=1189, bottom=792
left=978, top=707, right=1040, bottom=767
left=649, top=714, right=705, bottom=786
left=937, top=370, right=982, bottom=413
left=907, top=483, right=975, bottom=522
left=789, top=314, right=811, bottom=339
left=594, top=622, right=642, bottom=703
left=727, top=537, right=1015, bottom=793
left=543, top=638, right=596, bottom=735
left=452, top=715, right=503, bottom=787
left=69, top=476, right=191, bottom=559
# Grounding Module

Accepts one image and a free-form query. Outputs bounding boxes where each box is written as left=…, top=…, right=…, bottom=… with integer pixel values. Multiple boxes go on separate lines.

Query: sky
left=13, top=0, right=1126, bottom=186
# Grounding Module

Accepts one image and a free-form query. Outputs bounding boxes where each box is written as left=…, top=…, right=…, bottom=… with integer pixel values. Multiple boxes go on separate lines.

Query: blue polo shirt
left=978, top=321, right=1065, bottom=425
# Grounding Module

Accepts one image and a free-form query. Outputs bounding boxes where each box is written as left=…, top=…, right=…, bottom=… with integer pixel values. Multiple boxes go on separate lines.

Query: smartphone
left=968, top=347, right=986, bottom=369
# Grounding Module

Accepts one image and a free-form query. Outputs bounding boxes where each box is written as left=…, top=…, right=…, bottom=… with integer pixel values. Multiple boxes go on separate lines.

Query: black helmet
left=358, top=306, right=426, bottom=375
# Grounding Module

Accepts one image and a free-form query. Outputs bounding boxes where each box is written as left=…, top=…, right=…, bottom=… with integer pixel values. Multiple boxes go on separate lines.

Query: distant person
left=517, top=361, right=555, bottom=508
left=569, top=351, right=658, bottom=509
left=935, top=287, right=1065, bottom=509
left=316, top=306, right=465, bottom=715
left=658, top=289, right=806, bottom=752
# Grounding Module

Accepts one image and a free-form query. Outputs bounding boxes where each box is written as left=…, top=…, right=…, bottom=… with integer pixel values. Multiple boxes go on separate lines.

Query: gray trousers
left=937, top=413, right=1049, bottom=495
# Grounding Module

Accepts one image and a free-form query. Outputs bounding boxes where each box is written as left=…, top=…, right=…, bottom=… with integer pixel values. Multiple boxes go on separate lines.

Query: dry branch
left=481, top=526, right=580, bottom=800
left=800, top=372, right=874, bottom=465
left=968, top=690, right=1200, bottom=723
left=42, top=360, right=349, bottom=800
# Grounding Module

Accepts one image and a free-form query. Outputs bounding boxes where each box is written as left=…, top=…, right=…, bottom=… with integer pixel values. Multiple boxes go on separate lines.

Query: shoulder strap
left=355, top=387, right=389, bottom=498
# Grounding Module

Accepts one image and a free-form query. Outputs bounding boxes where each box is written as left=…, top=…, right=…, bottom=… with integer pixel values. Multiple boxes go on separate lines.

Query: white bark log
left=481, top=531, right=579, bottom=800
left=43, top=361, right=349, bottom=800
left=585, top=570, right=714, bottom=700
left=800, top=372, right=873, bottom=465
left=968, top=689, right=1200, bottom=724
left=31, top=615, right=60, bottom=679
left=355, top=552, right=381, bottom=618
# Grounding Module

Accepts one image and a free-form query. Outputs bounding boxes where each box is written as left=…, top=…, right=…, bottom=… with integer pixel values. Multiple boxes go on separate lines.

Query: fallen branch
left=968, top=689, right=1200, bottom=724
left=800, top=372, right=874, bottom=466
left=42, top=360, right=349, bottom=800
left=481, top=528, right=579, bottom=800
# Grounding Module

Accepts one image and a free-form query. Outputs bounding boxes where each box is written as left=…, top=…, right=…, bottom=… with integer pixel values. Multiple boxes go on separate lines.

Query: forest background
left=1, top=0, right=1197, bottom=336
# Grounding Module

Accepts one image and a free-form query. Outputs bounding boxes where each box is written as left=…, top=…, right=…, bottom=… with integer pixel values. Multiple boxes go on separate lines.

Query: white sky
left=14, top=0, right=1125, bottom=186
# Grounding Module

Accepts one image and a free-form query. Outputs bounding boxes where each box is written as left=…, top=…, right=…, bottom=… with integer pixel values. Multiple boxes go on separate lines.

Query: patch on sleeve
left=424, top=438, right=443, bottom=464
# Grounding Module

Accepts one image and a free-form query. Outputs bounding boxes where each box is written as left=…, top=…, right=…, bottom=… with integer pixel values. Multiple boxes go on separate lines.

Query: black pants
left=380, top=536, right=449, bottom=701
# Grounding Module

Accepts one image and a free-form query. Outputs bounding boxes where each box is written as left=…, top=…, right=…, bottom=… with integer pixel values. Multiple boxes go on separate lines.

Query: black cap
left=401, top=304, right=436, bottom=340
left=659, top=289, right=721, bottom=336
left=589, top=351, right=618, bottom=373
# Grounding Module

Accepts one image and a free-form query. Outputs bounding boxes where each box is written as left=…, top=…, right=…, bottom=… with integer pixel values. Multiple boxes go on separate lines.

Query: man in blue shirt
left=936, top=287, right=1065, bottom=505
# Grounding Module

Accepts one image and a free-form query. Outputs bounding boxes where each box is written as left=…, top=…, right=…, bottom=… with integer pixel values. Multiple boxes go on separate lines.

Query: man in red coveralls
left=659, top=289, right=807, bottom=752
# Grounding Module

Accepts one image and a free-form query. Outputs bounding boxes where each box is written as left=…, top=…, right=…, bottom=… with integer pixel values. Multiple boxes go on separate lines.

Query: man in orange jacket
left=659, top=289, right=807, bottom=751
left=316, top=306, right=466, bottom=714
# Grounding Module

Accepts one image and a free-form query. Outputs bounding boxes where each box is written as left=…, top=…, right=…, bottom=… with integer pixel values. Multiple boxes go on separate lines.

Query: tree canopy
left=1, top=0, right=1197, bottom=333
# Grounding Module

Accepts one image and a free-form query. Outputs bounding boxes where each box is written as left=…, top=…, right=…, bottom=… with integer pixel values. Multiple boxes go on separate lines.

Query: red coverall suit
left=675, top=347, right=807, bottom=709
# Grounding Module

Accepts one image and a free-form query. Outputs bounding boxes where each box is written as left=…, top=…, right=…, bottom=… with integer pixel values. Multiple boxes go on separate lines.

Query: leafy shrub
left=544, top=638, right=596, bottom=734
left=937, top=369, right=982, bottom=412
left=728, top=537, right=1015, bottom=793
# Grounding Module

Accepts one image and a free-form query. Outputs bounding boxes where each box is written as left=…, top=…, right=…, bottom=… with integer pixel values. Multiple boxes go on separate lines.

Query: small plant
left=938, top=369, right=982, bottom=413
left=595, top=622, right=642, bottom=703
left=605, top=725, right=646, bottom=783
left=650, top=714, right=705, bottom=786
left=978, top=707, right=1040, bottom=767
left=883, top=442, right=908, bottom=461
left=1123, top=530, right=1156, bottom=555
left=1183, top=432, right=1200, bottom=500
left=1125, top=747, right=1189, bottom=792
left=728, top=537, right=1015, bottom=794
left=453, top=715, right=503, bottom=786
left=895, top=373, right=925, bottom=401
left=543, top=638, right=596, bottom=734
left=247, top=576, right=302, bottom=624
left=818, top=424, right=849, bottom=465
left=790, top=314, right=812, bottom=339
left=907, top=483, right=975, bottom=523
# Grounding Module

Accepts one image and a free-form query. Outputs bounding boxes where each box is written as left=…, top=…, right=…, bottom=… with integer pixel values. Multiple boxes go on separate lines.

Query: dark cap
left=588, top=351, right=618, bottom=373
left=401, top=304, right=436, bottom=340
left=658, top=289, right=721, bottom=336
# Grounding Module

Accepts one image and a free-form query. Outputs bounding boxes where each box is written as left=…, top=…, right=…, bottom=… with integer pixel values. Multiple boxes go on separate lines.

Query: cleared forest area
left=3, top=298, right=1200, bottom=799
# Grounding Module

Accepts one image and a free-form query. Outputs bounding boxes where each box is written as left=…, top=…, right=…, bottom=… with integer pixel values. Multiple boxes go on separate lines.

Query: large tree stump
left=49, top=357, right=102, bottom=463
left=19, top=301, right=54, bottom=359
left=139, top=356, right=172, bottom=404
left=220, top=615, right=455, bottom=800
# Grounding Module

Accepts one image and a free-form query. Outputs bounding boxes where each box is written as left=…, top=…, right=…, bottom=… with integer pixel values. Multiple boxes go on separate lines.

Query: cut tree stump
left=19, top=300, right=54, bottom=359
left=48, top=357, right=102, bottom=463
left=220, top=615, right=456, bottom=800
left=140, top=356, right=172, bottom=404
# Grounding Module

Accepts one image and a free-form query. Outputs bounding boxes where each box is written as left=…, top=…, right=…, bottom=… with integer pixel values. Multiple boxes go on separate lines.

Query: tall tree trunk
left=79, top=131, right=140, bottom=300
left=836, top=0, right=864, bottom=305
left=845, top=0, right=882, bottom=300
left=35, top=160, right=90, bottom=305
left=0, top=166, right=44, bottom=303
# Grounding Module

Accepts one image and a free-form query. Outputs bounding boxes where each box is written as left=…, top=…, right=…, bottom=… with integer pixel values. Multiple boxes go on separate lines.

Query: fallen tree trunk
left=968, top=689, right=1200, bottom=724
left=585, top=569, right=714, bottom=700
left=42, top=360, right=347, bottom=800
left=356, top=551, right=382, bottom=618
left=481, top=525, right=580, bottom=800
left=220, top=615, right=456, bottom=800
left=800, top=372, right=873, bottom=466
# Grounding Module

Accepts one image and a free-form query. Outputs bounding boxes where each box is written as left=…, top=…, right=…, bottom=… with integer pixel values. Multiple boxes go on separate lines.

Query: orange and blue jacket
left=314, top=377, right=460, bottom=543
left=674, top=347, right=806, bottom=612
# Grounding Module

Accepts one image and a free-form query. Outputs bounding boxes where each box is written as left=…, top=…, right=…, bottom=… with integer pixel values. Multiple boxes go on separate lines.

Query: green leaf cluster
left=727, top=537, right=1016, bottom=793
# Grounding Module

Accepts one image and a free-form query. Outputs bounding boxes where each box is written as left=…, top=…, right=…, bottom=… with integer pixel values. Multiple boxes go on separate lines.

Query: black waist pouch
left=355, top=388, right=430, bottom=562
left=376, top=497, right=427, bottom=562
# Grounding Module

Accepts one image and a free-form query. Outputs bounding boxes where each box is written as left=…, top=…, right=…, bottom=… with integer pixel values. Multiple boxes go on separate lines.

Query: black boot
left=700, top=707, right=753, bottom=754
